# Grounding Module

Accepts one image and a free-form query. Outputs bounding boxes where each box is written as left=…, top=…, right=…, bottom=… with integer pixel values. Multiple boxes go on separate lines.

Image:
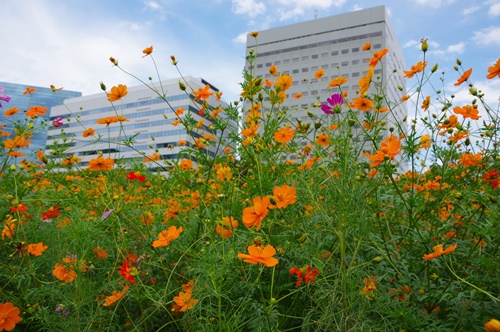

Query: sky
left=1, top=0, right=499, bottom=110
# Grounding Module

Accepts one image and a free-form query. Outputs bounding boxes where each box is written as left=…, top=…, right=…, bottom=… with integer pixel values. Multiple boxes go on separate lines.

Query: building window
left=321, top=64, right=329, bottom=69
left=321, top=52, right=329, bottom=58
left=266, top=62, right=272, bottom=66
left=311, top=66, right=318, bottom=71
left=331, top=51, right=338, bottom=56
left=302, top=56, right=309, bottom=61
left=284, top=59, right=290, bottom=64
left=341, top=61, right=349, bottom=67
left=311, top=90, right=318, bottom=95
left=332, top=62, right=339, bottom=67
left=352, top=47, right=360, bottom=53
left=275, top=60, right=281, bottom=65
left=293, top=57, right=300, bottom=62
left=341, top=49, right=349, bottom=54
left=293, top=69, right=299, bottom=74
left=302, top=68, right=309, bottom=73
left=352, top=72, right=360, bottom=77
left=374, top=44, right=382, bottom=49
left=352, top=59, right=360, bottom=65
left=312, top=54, right=319, bottom=59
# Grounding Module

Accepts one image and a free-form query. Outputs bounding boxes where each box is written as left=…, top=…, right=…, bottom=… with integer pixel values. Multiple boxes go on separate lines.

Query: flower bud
left=421, top=38, right=428, bottom=52
left=100, top=82, right=107, bottom=91
left=109, top=57, right=118, bottom=66
left=431, top=64, right=438, bottom=73
left=170, top=55, right=177, bottom=65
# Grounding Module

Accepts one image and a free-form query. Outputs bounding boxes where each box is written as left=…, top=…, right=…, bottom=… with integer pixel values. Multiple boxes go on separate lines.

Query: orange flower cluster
left=53, top=256, right=78, bottom=283
left=403, top=61, right=427, bottom=78
left=173, top=281, right=198, bottom=312
left=25, top=105, right=48, bottom=119
left=193, top=84, right=214, bottom=101
left=269, top=185, right=297, bottom=209
left=237, top=244, right=279, bottom=267
left=103, top=285, right=129, bottom=307
left=27, top=242, right=48, bottom=256
left=423, top=243, right=458, bottom=260
left=274, top=127, right=295, bottom=144
left=453, top=105, right=480, bottom=120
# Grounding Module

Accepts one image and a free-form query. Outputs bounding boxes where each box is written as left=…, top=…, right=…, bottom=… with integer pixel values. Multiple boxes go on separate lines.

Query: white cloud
left=413, top=0, right=456, bottom=7
left=145, top=1, right=160, bottom=10
left=403, top=40, right=419, bottom=48
left=232, top=0, right=266, bottom=18
left=489, top=2, right=500, bottom=16
left=353, top=4, right=363, bottom=11
left=474, top=26, right=500, bottom=45
left=463, top=6, right=480, bottom=15
left=446, top=42, right=465, bottom=54
left=233, top=32, right=248, bottom=43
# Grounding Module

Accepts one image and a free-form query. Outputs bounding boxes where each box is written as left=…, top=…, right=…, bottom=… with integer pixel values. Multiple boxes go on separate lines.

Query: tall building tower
left=46, top=76, right=229, bottom=170
left=0, top=82, right=82, bottom=161
left=245, top=6, right=406, bottom=160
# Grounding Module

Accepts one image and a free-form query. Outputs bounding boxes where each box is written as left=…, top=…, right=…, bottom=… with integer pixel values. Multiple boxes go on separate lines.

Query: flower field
left=1, top=37, right=500, bottom=331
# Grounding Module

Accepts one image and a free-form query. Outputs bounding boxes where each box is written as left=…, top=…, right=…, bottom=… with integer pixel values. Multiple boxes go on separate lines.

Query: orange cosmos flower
left=0, top=302, right=22, bottom=331
left=152, top=225, right=183, bottom=248
left=107, top=84, right=128, bottom=102
left=458, top=152, right=482, bottom=167
left=403, top=61, right=427, bottom=78
left=142, top=46, right=153, bottom=57
left=4, top=107, right=19, bottom=117
left=269, top=65, right=278, bottom=76
left=96, top=116, right=119, bottom=126
left=421, top=96, right=431, bottom=111
left=173, top=290, right=198, bottom=312
left=53, top=256, right=77, bottom=282
left=8, top=151, right=25, bottom=158
left=314, top=68, right=325, bottom=79
left=367, top=48, right=388, bottom=67
left=143, top=152, right=161, bottom=163
left=180, top=159, right=193, bottom=170
left=4, top=136, right=31, bottom=149
left=351, top=95, right=374, bottom=111
left=215, top=164, right=232, bottom=182
left=242, top=196, right=270, bottom=231
left=103, top=285, right=129, bottom=306
left=270, top=184, right=297, bottom=209
left=41, top=206, right=60, bottom=220
left=141, top=211, right=154, bottom=226
left=23, top=86, right=36, bottom=95
left=194, top=84, right=214, bottom=101
left=369, top=134, right=401, bottom=167
left=423, top=243, right=458, bottom=260
left=361, top=276, right=377, bottom=297
left=453, top=105, right=480, bottom=120
left=275, top=74, right=293, bottom=91
left=315, top=132, right=331, bottom=146
left=274, top=127, right=295, bottom=144
left=93, top=246, right=108, bottom=260
left=215, top=216, right=238, bottom=238
left=454, top=67, right=472, bottom=86
left=486, top=58, right=500, bottom=79
left=87, top=156, right=114, bottom=171
left=237, top=244, right=279, bottom=267
left=485, top=318, right=500, bottom=332
left=82, top=128, right=95, bottom=137
left=358, top=66, right=374, bottom=94
left=419, top=134, right=431, bottom=149
left=25, top=105, right=48, bottom=119
left=27, top=242, right=48, bottom=256
left=328, top=76, right=348, bottom=87
left=241, top=121, right=260, bottom=137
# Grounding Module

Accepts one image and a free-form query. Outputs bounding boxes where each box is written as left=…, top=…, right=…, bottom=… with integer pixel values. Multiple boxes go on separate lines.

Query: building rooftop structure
left=46, top=76, right=230, bottom=171
left=245, top=5, right=407, bottom=167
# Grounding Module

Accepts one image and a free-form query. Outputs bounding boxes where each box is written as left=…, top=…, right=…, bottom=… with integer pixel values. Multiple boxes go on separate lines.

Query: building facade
left=46, top=76, right=228, bottom=170
left=245, top=6, right=406, bottom=162
left=0, top=82, right=82, bottom=161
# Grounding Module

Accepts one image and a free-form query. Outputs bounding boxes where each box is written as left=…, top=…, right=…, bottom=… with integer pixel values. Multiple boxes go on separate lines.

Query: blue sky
left=1, top=0, right=499, bottom=108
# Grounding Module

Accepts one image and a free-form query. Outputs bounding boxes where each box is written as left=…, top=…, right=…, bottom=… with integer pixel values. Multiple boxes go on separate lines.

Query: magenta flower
left=0, top=87, right=11, bottom=108
left=320, top=93, right=343, bottom=114
left=101, top=209, right=114, bottom=220
left=53, top=117, right=64, bottom=128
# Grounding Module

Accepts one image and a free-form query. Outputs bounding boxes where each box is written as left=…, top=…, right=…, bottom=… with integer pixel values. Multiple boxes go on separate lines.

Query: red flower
left=483, top=170, right=499, bottom=189
left=289, top=266, right=319, bottom=287
left=119, top=259, right=138, bottom=285
left=126, top=171, right=146, bottom=182
left=10, top=203, right=28, bottom=213
left=41, top=206, right=60, bottom=221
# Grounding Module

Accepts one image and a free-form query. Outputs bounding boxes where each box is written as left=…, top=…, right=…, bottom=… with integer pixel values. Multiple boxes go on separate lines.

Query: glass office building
left=0, top=82, right=82, bottom=161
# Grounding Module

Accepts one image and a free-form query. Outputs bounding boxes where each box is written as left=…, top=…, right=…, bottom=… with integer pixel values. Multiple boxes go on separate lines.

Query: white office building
left=245, top=5, right=407, bottom=157
left=46, top=76, right=229, bottom=169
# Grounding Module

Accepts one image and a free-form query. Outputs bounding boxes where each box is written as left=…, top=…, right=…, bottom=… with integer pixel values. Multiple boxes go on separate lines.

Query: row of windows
left=52, top=94, right=189, bottom=119
left=252, top=31, right=383, bottom=59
